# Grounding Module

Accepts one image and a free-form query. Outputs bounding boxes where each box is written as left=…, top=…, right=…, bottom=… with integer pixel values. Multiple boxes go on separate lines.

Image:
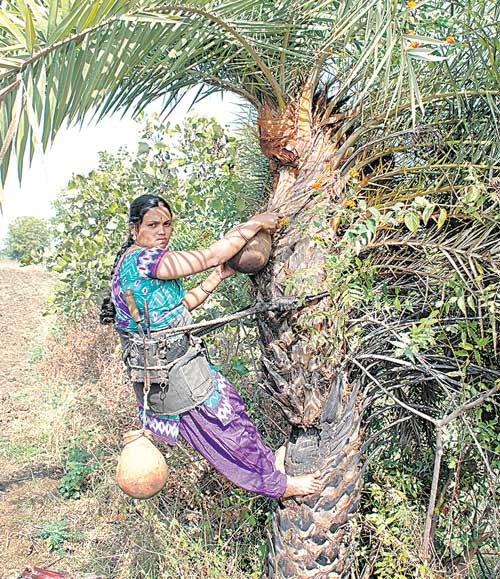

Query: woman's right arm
left=154, top=213, right=279, bottom=280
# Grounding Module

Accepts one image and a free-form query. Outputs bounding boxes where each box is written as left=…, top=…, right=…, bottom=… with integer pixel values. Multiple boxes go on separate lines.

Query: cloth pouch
left=130, top=335, right=215, bottom=415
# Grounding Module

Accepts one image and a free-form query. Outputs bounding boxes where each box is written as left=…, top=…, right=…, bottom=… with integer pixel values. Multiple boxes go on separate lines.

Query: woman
left=101, top=194, right=321, bottom=498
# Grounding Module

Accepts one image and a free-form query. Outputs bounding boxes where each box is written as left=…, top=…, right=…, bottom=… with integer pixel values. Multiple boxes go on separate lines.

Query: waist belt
left=118, top=311, right=215, bottom=415
left=119, top=328, right=190, bottom=383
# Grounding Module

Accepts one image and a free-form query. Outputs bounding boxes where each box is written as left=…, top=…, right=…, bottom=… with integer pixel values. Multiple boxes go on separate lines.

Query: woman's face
left=132, top=205, right=173, bottom=249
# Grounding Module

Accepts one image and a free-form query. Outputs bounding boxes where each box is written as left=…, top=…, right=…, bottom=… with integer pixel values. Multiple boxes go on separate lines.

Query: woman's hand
left=181, top=212, right=280, bottom=278
left=183, top=265, right=236, bottom=311
left=217, top=263, right=237, bottom=280
left=247, top=212, right=280, bottom=233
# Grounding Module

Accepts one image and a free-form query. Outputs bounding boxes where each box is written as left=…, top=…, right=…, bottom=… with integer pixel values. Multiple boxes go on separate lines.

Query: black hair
left=99, top=194, right=172, bottom=324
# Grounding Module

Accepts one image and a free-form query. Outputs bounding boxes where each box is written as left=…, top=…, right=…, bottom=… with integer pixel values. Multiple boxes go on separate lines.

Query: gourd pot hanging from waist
left=118, top=310, right=215, bottom=416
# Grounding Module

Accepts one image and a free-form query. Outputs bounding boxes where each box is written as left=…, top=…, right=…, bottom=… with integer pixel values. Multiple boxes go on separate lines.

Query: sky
left=0, top=93, right=243, bottom=240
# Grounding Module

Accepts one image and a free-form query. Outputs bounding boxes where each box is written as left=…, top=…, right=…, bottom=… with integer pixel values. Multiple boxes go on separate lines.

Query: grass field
left=0, top=261, right=276, bottom=579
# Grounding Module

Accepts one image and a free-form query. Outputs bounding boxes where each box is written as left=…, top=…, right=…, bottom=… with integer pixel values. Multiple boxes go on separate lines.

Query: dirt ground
left=0, top=261, right=59, bottom=578
left=0, top=260, right=276, bottom=579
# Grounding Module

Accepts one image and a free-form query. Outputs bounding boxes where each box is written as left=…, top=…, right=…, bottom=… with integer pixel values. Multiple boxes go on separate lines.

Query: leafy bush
left=35, top=519, right=83, bottom=553
left=58, top=446, right=96, bottom=499
left=49, top=114, right=265, bottom=317
left=3, top=215, right=51, bottom=264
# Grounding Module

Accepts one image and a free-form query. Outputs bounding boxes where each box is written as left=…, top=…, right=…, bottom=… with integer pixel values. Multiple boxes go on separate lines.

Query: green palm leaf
left=0, top=0, right=495, bottom=187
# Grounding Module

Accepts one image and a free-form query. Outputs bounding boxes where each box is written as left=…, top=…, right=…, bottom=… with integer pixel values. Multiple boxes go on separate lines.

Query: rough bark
left=253, top=98, right=364, bottom=577
left=268, top=374, right=363, bottom=578
left=256, top=231, right=364, bottom=578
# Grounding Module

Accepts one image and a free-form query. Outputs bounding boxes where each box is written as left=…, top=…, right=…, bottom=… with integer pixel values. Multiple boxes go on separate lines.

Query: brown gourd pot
left=227, top=230, right=272, bottom=274
left=116, top=429, right=167, bottom=499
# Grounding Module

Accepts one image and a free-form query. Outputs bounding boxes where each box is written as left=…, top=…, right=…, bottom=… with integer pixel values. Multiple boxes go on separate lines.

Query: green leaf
left=422, top=203, right=435, bottom=226
left=0, top=9, right=27, bottom=46
left=48, top=2, right=92, bottom=43
left=404, top=210, right=420, bottom=233
left=47, top=0, right=59, bottom=40
left=407, top=48, right=448, bottom=63
left=15, top=108, right=29, bottom=181
left=25, top=7, right=35, bottom=54
left=437, top=208, right=447, bottom=230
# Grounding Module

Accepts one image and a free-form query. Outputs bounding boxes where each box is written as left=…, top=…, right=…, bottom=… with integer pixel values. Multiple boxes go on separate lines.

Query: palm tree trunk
left=255, top=236, right=364, bottom=578
left=268, top=384, right=363, bottom=578
left=254, top=101, right=364, bottom=578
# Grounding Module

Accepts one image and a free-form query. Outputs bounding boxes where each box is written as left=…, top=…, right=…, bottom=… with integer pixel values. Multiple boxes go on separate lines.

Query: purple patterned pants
left=179, top=380, right=287, bottom=498
left=139, top=372, right=287, bottom=499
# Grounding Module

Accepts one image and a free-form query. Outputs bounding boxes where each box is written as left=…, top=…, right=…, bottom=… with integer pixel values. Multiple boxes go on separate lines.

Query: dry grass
left=16, top=312, right=275, bottom=579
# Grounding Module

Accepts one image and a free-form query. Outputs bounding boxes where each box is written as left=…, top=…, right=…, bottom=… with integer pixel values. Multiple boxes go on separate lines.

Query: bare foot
left=282, top=471, right=322, bottom=498
left=275, top=445, right=286, bottom=474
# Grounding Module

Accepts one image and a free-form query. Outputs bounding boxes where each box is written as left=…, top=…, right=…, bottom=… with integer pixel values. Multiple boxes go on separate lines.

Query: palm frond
left=328, top=174, right=500, bottom=454
left=0, top=0, right=498, bottom=191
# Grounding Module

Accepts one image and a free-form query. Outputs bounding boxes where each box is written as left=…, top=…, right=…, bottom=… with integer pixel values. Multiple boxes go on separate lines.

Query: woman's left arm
left=182, top=264, right=236, bottom=311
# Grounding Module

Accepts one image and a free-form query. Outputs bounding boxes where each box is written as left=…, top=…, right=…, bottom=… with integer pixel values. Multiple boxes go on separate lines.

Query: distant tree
left=4, top=216, right=51, bottom=265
